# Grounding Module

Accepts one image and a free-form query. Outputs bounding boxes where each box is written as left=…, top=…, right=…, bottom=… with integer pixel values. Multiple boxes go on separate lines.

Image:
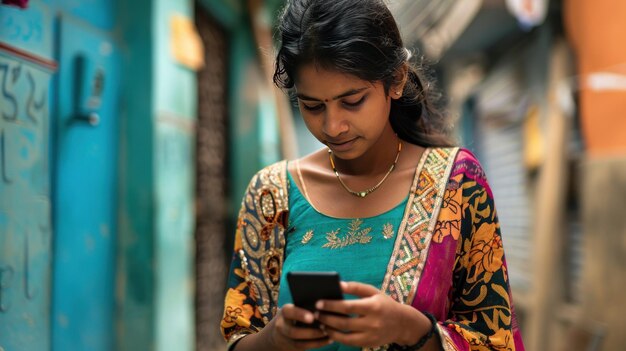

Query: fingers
left=281, top=303, right=315, bottom=325
left=316, top=296, right=380, bottom=316
left=316, top=313, right=384, bottom=348
left=341, top=281, right=380, bottom=297
left=280, top=322, right=328, bottom=341
left=275, top=320, right=331, bottom=350
left=316, top=312, right=370, bottom=334
left=276, top=305, right=328, bottom=342
left=316, top=282, right=385, bottom=318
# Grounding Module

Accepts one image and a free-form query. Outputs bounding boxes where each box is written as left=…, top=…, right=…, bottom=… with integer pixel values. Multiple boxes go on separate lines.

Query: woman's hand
left=263, top=304, right=332, bottom=351
left=315, top=282, right=434, bottom=348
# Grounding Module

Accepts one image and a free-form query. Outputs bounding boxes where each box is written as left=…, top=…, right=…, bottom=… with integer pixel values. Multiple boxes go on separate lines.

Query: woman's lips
left=326, top=138, right=357, bottom=152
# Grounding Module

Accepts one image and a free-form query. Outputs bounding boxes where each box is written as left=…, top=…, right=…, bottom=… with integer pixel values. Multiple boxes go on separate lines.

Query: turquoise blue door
left=52, top=15, right=119, bottom=351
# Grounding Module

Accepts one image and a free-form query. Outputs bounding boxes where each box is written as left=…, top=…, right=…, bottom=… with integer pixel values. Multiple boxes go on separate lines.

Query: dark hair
left=273, top=0, right=455, bottom=147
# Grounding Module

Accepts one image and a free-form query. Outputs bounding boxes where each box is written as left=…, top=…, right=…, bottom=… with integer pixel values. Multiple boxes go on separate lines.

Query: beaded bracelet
left=390, top=312, right=438, bottom=351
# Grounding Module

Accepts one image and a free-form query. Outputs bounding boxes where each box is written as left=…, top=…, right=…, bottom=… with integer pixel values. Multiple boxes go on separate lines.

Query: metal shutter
left=473, top=61, right=532, bottom=292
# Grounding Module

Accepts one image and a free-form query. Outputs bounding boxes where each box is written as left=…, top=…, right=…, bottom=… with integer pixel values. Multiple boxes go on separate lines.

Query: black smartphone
left=286, top=271, right=344, bottom=328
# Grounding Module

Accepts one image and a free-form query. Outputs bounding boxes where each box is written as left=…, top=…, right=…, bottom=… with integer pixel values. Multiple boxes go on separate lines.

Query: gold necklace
left=328, top=140, right=402, bottom=198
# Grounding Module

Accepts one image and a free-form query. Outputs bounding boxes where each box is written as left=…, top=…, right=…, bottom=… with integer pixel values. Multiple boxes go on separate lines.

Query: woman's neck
left=331, top=124, right=400, bottom=176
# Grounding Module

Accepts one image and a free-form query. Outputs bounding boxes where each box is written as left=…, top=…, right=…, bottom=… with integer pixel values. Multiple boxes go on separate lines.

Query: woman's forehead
left=294, top=64, right=378, bottom=96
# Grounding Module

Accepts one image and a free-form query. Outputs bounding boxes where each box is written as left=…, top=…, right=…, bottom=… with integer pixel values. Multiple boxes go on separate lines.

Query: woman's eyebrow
left=296, top=87, right=369, bottom=102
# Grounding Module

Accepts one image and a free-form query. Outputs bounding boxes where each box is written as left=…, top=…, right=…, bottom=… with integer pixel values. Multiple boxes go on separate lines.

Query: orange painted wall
left=564, top=0, right=626, bottom=157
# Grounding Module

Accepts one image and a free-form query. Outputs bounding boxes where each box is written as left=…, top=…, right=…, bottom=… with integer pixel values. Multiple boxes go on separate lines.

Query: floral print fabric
left=419, top=149, right=524, bottom=351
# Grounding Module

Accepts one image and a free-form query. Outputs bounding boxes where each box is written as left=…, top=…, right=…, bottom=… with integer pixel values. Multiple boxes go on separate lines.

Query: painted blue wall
left=153, top=1, right=196, bottom=350
left=116, top=0, right=196, bottom=350
left=0, top=0, right=121, bottom=350
left=0, top=1, right=53, bottom=57
left=2, top=0, right=197, bottom=350
left=0, top=2, right=55, bottom=350
left=115, top=0, right=156, bottom=349
left=0, top=54, right=53, bottom=351
left=52, top=12, right=120, bottom=351
left=2, top=0, right=288, bottom=349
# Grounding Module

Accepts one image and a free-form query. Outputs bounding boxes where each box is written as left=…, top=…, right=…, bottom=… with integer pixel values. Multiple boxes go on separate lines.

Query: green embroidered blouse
left=277, top=171, right=409, bottom=350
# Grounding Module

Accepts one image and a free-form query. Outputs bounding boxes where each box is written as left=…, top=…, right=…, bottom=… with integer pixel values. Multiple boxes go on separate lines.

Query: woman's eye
left=302, top=103, right=324, bottom=112
left=343, top=96, right=366, bottom=108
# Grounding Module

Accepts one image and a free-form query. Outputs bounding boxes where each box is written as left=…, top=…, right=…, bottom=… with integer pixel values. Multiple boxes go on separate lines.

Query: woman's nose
left=322, top=108, right=349, bottom=137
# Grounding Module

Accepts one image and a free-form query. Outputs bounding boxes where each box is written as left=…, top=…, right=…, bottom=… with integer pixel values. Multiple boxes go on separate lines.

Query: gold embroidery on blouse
left=323, top=219, right=372, bottom=249
left=382, top=223, right=394, bottom=239
left=301, top=230, right=314, bottom=244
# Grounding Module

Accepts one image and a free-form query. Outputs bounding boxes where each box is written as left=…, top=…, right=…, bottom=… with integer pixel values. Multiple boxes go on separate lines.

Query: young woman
left=220, top=0, right=525, bottom=350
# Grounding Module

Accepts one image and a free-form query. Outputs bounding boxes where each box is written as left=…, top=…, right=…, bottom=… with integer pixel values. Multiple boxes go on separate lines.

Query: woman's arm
left=221, top=162, right=332, bottom=351
left=432, top=151, right=525, bottom=351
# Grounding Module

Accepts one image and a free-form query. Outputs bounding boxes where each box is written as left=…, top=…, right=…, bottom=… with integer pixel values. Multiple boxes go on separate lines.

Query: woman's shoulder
left=450, top=147, right=482, bottom=170
left=245, top=160, right=286, bottom=180
left=285, top=148, right=329, bottom=185
left=256, top=159, right=288, bottom=177
left=245, top=148, right=327, bottom=194
left=416, top=146, right=480, bottom=175
left=244, top=160, right=289, bottom=193
left=425, top=146, right=478, bottom=163
left=446, top=147, right=494, bottom=198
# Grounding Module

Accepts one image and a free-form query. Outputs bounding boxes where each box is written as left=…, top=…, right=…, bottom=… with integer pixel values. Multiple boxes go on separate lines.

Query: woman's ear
left=391, top=63, right=409, bottom=100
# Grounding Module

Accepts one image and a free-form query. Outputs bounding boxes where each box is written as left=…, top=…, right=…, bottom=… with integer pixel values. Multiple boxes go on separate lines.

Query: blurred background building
left=0, top=0, right=624, bottom=350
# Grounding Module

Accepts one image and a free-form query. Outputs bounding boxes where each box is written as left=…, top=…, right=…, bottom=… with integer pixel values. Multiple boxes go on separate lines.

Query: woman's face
left=294, top=64, right=402, bottom=160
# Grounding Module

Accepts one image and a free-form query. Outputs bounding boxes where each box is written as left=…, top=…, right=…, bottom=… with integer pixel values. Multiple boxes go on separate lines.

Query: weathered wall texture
left=580, top=157, right=626, bottom=351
